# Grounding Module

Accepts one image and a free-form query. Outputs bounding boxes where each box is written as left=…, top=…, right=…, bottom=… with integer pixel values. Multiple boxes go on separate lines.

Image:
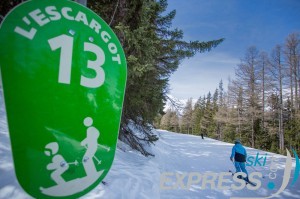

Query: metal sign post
left=75, top=0, right=87, bottom=6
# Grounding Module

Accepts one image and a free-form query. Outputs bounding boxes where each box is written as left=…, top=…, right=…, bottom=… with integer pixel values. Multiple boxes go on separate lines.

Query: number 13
left=48, top=34, right=105, bottom=88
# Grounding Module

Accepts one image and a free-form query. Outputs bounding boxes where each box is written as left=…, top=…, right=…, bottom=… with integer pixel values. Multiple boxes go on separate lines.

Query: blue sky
left=167, top=0, right=300, bottom=100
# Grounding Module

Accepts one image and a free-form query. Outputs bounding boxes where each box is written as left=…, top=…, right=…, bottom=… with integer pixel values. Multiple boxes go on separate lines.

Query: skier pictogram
left=44, top=142, right=69, bottom=185
left=81, top=117, right=101, bottom=175
left=40, top=117, right=107, bottom=197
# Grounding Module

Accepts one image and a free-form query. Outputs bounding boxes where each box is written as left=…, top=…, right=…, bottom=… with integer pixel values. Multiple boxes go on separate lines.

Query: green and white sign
left=0, top=0, right=127, bottom=198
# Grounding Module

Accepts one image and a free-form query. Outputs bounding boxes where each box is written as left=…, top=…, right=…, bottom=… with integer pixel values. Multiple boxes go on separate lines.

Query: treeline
left=159, top=33, right=300, bottom=154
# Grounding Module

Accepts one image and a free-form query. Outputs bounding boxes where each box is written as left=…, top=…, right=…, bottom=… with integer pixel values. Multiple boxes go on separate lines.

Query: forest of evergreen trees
left=159, top=33, right=300, bottom=155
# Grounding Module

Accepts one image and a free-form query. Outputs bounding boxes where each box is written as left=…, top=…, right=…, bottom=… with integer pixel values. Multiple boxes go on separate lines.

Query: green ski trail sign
left=0, top=0, right=127, bottom=198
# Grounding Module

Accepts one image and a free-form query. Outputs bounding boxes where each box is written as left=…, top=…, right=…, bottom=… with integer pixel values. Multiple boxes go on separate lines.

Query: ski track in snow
left=1, top=89, right=300, bottom=199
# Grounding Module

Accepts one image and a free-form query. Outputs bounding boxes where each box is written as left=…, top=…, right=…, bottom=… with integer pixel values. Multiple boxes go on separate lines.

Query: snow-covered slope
left=1, top=91, right=300, bottom=198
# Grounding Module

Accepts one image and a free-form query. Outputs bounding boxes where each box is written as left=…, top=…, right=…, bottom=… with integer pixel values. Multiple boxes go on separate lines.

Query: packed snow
left=1, top=89, right=300, bottom=198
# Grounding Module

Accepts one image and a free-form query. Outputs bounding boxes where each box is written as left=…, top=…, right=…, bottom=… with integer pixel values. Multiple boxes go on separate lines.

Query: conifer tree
left=85, top=0, right=223, bottom=155
left=192, top=97, right=204, bottom=135
left=182, top=98, right=193, bottom=134
left=235, top=46, right=262, bottom=147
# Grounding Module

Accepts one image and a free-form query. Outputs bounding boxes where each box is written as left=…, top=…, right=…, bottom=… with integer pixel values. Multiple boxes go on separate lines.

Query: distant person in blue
left=230, top=139, right=249, bottom=181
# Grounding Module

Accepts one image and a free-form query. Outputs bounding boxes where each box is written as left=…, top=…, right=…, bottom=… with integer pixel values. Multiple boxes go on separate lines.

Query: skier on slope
left=201, top=133, right=204, bottom=139
left=230, top=139, right=249, bottom=181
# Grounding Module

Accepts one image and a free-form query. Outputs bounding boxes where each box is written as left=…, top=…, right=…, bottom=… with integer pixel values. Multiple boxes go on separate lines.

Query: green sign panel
left=0, top=0, right=126, bottom=198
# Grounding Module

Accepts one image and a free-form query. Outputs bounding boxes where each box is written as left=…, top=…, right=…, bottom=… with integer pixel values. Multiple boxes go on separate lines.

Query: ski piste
left=229, top=170, right=257, bottom=186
